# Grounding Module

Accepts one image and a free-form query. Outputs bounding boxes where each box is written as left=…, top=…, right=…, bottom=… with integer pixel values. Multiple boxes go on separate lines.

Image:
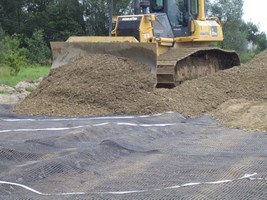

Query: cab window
left=191, top=0, right=198, bottom=17
left=152, top=0, right=164, bottom=10
left=168, top=0, right=187, bottom=27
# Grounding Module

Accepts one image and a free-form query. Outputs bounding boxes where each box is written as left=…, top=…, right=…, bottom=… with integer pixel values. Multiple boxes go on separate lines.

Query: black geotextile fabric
left=0, top=105, right=266, bottom=200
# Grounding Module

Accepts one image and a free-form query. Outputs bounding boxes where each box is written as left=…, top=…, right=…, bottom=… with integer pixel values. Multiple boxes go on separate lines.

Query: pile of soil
left=14, top=54, right=171, bottom=116
left=211, top=99, right=267, bottom=131
left=209, top=52, right=267, bottom=131
left=159, top=53, right=266, bottom=116
left=14, top=51, right=267, bottom=131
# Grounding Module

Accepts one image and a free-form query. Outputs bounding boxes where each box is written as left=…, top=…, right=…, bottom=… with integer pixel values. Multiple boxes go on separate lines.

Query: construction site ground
left=0, top=104, right=267, bottom=199
left=0, top=51, right=266, bottom=199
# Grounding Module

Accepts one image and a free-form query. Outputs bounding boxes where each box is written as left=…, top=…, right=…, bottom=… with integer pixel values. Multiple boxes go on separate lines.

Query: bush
left=25, top=29, right=51, bottom=64
left=2, top=36, right=28, bottom=76
left=240, top=51, right=255, bottom=63
left=0, top=26, right=6, bottom=64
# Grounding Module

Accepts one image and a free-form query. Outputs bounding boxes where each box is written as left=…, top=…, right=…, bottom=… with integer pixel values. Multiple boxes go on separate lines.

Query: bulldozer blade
left=50, top=42, right=158, bottom=74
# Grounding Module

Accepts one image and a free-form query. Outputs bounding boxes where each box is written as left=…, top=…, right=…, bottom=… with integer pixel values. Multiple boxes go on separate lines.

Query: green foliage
left=0, top=65, right=50, bottom=87
left=31, top=0, right=86, bottom=41
left=209, top=0, right=247, bottom=54
left=223, top=23, right=248, bottom=54
left=0, top=0, right=25, bottom=34
left=255, top=32, right=267, bottom=52
left=242, top=22, right=260, bottom=44
left=0, top=0, right=265, bottom=67
left=1, top=0, right=86, bottom=42
left=83, top=0, right=109, bottom=36
left=208, top=0, right=267, bottom=59
left=241, top=22, right=267, bottom=51
left=209, top=0, right=244, bottom=22
left=83, top=0, right=132, bottom=36
left=0, top=25, right=5, bottom=39
left=239, top=51, right=255, bottom=63
left=25, top=29, right=51, bottom=64
left=0, top=0, right=133, bottom=41
left=0, top=26, right=6, bottom=63
left=0, top=89, right=8, bottom=94
left=25, top=86, right=35, bottom=93
left=4, top=52, right=21, bottom=76
left=2, top=36, right=28, bottom=76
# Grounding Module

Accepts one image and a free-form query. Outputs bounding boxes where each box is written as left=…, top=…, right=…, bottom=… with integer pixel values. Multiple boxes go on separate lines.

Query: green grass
left=25, top=86, right=36, bottom=93
left=0, top=65, right=50, bottom=88
left=240, top=52, right=256, bottom=63
left=0, top=89, right=8, bottom=94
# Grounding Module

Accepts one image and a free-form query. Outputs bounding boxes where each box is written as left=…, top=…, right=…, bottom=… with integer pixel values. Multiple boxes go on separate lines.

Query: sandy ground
left=211, top=99, right=267, bottom=131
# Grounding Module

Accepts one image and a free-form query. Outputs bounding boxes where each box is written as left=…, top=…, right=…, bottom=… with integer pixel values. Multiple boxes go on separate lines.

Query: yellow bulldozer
left=51, top=0, right=240, bottom=87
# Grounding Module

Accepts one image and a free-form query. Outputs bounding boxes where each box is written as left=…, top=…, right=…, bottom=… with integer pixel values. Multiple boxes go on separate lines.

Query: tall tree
left=244, top=22, right=260, bottom=45
left=24, top=0, right=52, bottom=13
left=83, top=0, right=132, bottom=36
left=46, top=0, right=85, bottom=40
left=241, top=21, right=267, bottom=51
left=0, top=25, right=6, bottom=63
left=0, top=0, right=26, bottom=34
left=256, top=32, right=267, bottom=52
left=83, top=0, right=109, bottom=36
left=24, top=0, right=86, bottom=41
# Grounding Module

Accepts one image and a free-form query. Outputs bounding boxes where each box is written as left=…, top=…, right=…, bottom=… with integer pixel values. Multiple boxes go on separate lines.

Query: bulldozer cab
left=150, top=0, right=196, bottom=37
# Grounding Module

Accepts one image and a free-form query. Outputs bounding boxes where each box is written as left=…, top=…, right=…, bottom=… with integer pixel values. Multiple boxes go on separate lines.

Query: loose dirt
left=14, top=54, right=171, bottom=116
left=13, top=51, right=267, bottom=131
left=211, top=99, right=267, bottom=131
left=158, top=53, right=266, bottom=113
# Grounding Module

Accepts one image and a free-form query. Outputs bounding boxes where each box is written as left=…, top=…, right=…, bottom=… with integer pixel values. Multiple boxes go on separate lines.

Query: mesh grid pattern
left=0, top=105, right=266, bottom=199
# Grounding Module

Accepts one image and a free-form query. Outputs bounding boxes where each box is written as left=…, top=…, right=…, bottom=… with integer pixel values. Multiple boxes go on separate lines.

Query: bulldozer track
left=157, top=47, right=240, bottom=86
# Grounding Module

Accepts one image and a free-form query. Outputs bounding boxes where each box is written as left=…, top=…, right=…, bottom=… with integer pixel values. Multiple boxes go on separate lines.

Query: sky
left=243, top=0, right=267, bottom=33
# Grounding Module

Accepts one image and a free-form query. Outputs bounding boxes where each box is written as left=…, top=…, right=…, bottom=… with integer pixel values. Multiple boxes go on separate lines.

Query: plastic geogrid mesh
left=0, top=108, right=266, bottom=199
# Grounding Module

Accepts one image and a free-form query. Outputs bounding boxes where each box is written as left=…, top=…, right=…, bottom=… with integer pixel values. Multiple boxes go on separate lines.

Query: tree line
left=0, top=0, right=266, bottom=73
left=208, top=0, right=267, bottom=61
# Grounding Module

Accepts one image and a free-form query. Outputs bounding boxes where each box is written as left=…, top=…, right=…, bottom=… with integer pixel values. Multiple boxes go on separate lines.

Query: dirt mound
left=209, top=51, right=267, bottom=131
left=159, top=57, right=266, bottom=116
left=158, top=51, right=267, bottom=131
left=211, top=99, right=267, bottom=132
left=14, top=54, right=170, bottom=116
left=14, top=51, right=267, bottom=131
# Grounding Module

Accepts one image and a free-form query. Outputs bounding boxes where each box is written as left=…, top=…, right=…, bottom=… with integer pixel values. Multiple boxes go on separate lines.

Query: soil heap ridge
left=14, top=51, right=267, bottom=131
left=160, top=52, right=267, bottom=116
left=14, top=54, right=170, bottom=116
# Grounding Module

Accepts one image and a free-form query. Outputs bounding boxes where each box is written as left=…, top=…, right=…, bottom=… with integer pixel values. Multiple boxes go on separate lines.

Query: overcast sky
left=243, top=0, right=267, bottom=33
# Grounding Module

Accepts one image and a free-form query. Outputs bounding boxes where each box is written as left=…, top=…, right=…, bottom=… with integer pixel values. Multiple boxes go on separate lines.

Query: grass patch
left=0, top=89, right=8, bottom=94
left=0, top=65, right=50, bottom=87
left=240, top=51, right=256, bottom=63
left=25, top=86, right=35, bottom=93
